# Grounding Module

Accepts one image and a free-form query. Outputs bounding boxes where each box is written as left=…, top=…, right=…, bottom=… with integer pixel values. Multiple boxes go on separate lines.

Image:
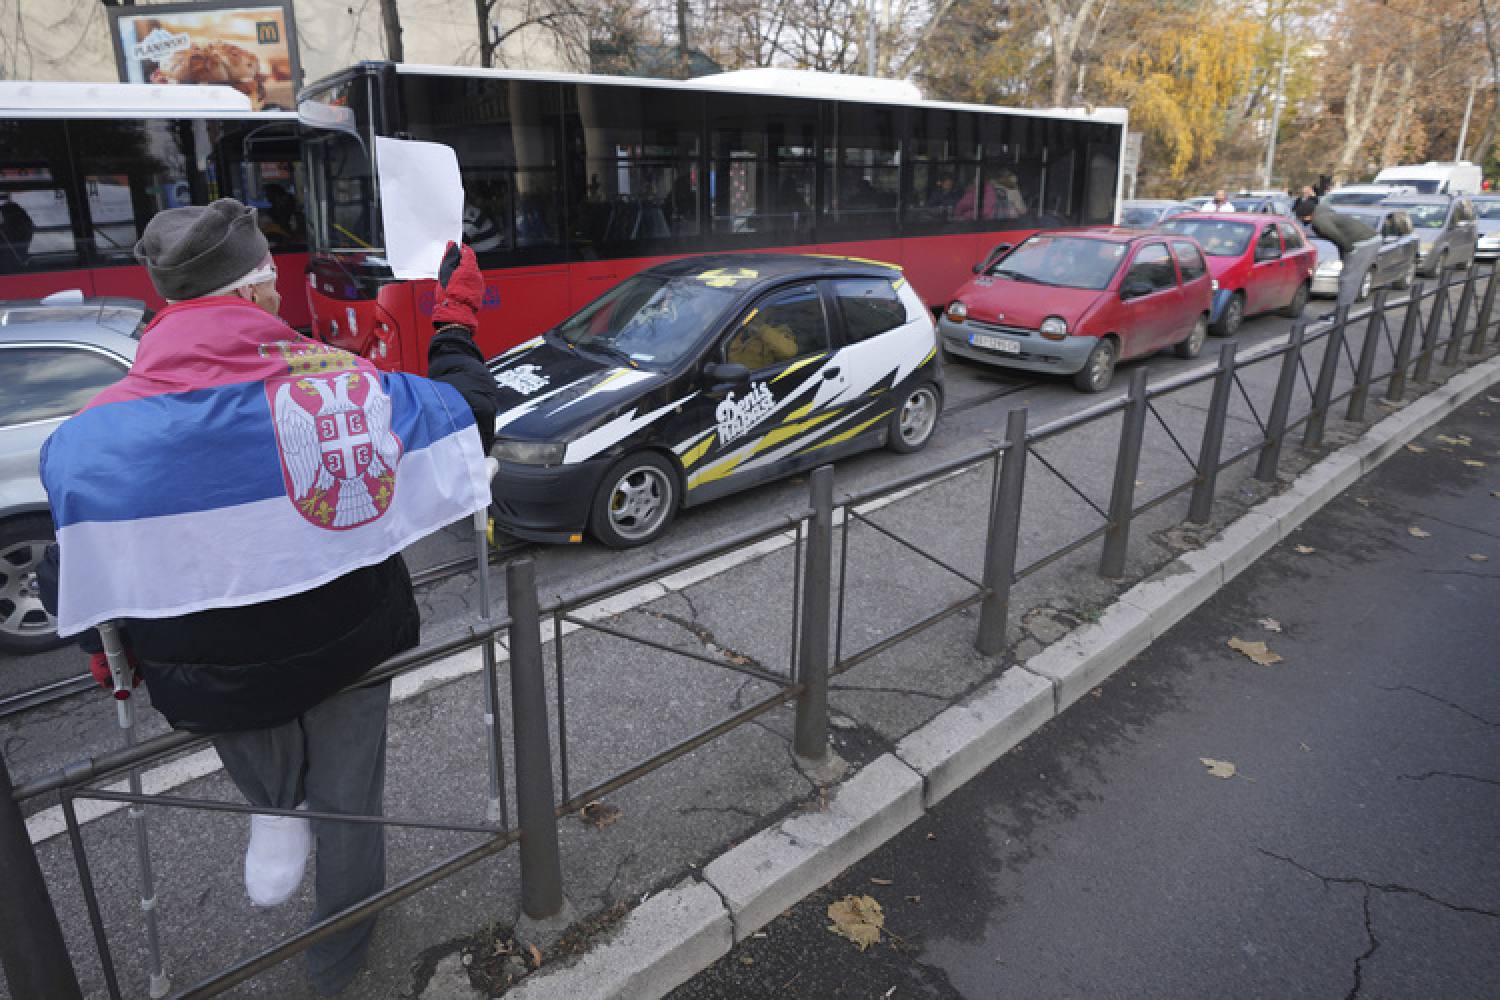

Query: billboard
left=109, top=1, right=300, bottom=111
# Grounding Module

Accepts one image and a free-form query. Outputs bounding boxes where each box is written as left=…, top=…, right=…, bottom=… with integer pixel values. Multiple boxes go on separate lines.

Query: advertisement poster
left=110, top=1, right=299, bottom=111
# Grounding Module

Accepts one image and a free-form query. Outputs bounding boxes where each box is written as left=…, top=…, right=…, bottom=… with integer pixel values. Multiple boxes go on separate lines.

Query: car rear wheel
left=1174, top=315, right=1208, bottom=359
left=888, top=382, right=942, bottom=453
left=1280, top=281, right=1310, bottom=318
left=1073, top=338, right=1118, bottom=393
left=0, top=514, right=67, bottom=655
left=1211, top=293, right=1244, bottom=337
left=589, top=452, right=679, bottom=549
left=1393, top=258, right=1416, bottom=290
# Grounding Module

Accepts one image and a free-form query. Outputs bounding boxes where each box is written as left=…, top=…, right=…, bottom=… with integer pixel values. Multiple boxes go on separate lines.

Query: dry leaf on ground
left=1468, top=554, right=1490, bottom=563
left=1200, top=758, right=1237, bottom=779
left=1294, top=544, right=1316, bottom=554
left=827, top=895, right=885, bottom=951
left=1464, top=460, right=1486, bottom=468
left=1229, top=637, right=1284, bottom=665
left=1257, top=618, right=1283, bottom=632
left=1436, top=434, right=1472, bottom=447
left=1409, top=526, right=1431, bottom=537
left=1406, top=444, right=1427, bottom=453
left=580, top=800, right=622, bottom=830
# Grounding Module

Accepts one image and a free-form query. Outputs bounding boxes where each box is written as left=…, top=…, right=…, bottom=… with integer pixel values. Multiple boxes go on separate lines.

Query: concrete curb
left=486, top=352, right=1500, bottom=1000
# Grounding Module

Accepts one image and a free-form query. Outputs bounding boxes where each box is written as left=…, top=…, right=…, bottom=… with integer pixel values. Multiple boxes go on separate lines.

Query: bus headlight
left=493, top=440, right=567, bottom=466
left=1039, top=316, right=1068, bottom=340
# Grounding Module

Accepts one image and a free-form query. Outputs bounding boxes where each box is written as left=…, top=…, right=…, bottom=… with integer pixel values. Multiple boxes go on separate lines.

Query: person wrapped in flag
left=39, top=199, right=500, bottom=996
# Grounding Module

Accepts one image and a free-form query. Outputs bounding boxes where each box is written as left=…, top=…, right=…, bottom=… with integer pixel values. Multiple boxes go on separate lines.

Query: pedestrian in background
left=39, top=200, right=500, bottom=995
left=1300, top=201, right=1380, bottom=314
left=1204, top=189, right=1236, bottom=213
left=1291, top=184, right=1319, bottom=220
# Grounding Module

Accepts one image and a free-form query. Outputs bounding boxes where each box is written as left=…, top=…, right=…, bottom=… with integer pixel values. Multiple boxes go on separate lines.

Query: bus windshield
left=299, top=76, right=381, bottom=255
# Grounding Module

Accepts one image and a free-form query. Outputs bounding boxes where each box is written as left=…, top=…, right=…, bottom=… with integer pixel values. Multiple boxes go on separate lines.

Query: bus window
left=301, top=76, right=381, bottom=254
left=0, top=120, right=82, bottom=275
left=906, top=109, right=982, bottom=233
left=216, top=122, right=307, bottom=251
left=821, top=103, right=901, bottom=240
left=707, top=94, right=817, bottom=249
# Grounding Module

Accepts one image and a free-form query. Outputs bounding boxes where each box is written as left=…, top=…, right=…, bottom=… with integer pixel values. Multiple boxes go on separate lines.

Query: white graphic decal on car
left=495, top=364, right=550, bottom=395
left=716, top=382, right=777, bottom=446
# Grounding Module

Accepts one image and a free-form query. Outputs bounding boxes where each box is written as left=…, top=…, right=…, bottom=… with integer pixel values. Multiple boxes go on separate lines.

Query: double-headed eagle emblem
left=273, top=371, right=401, bottom=528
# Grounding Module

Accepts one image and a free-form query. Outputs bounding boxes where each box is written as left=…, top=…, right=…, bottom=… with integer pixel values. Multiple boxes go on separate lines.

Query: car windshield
left=989, top=235, right=1126, bottom=290
left=1475, top=199, right=1500, bottom=221
left=1228, top=199, right=1263, bottom=212
left=1386, top=203, right=1449, bottom=229
left=555, top=273, right=735, bottom=367
left=1325, top=191, right=1388, bottom=206
left=1157, top=218, right=1254, bottom=257
left=1121, top=206, right=1164, bottom=227
left=1341, top=210, right=1386, bottom=232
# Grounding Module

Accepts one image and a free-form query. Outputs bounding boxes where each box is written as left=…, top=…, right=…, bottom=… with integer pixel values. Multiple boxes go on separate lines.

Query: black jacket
left=41, top=318, right=501, bottom=733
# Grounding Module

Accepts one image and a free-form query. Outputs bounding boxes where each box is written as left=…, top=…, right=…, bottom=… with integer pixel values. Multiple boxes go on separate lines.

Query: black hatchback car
left=485, top=254, right=943, bottom=548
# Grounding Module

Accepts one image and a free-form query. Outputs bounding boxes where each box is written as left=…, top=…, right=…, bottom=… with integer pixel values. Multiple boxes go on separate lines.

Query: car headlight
left=945, top=300, right=968, bottom=322
left=1039, top=316, right=1068, bottom=340
left=494, top=439, right=567, bottom=466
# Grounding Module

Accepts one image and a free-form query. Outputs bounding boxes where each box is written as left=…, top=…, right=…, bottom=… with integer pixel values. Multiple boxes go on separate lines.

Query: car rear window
left=0, top=344, right=129, bottom=426
left=1170, top=241, right=1207, bottom=281
left=832, top=277, right=908, bottom=343
left=1158, top=218, right=1253, bottom=257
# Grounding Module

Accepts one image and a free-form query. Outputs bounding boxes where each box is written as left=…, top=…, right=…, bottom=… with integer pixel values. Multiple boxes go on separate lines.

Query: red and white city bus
left=0, top=81, right=312, bottom=327
left=297, top=63, right=1128, bottom=374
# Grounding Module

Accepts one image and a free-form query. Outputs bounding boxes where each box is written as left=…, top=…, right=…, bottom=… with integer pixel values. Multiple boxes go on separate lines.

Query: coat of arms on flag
left=272, top=369, right=402, bottom=529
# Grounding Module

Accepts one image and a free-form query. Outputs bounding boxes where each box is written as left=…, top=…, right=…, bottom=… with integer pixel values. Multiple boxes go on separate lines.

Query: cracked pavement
left=671, top=385, right=1500, bottom=999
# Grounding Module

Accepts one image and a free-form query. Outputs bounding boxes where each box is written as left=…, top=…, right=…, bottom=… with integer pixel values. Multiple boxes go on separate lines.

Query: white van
left=1373, top=161, right=1483, bottom=196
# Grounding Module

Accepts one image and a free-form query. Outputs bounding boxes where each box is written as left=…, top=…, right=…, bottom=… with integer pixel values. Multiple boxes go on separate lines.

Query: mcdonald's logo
left=257, top=21, right=280, bottom=44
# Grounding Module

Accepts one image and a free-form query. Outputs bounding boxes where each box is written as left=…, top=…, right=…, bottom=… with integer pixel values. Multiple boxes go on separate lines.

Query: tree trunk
left=382, top=0, right=404, bottom=62
left=1038, top=0, right=1101, bottom=108
left=476, top=0, right=494, bottom=68
left=1380, top=65, right=1416, bottom=167
left=1333, top=63, right=1388, bottom=186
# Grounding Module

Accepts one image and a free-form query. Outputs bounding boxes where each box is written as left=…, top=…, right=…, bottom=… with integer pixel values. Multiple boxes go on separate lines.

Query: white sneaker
left=245, top=804, right=311, bottom=907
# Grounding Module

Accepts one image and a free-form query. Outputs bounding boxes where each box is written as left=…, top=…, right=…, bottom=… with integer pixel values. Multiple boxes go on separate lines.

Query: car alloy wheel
left=1073, top=338, right=1118, bottom=393
left=1175, top=315, right=1208, bottom=359
left=888, top=383, right=941, bottom=453
left=0, top=514, right=67, bottom=654
left=589, top=452, right=679, bottom=549
left=1213, top=294, right=1244, bottom=337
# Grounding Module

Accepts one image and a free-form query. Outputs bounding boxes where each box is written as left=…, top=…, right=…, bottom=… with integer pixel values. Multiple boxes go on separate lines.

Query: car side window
left=0, top=345, right=129, bottom=426
left=1278, top=222, right=1306, bottom=250
left=723, top=283, right=830, bottom=369
left=1170, top=240, right=1207, bottom=282
left=1255, top=227, right=1281, bottom=260
left=831, top=277, right=908, bottom=344
left=1125, top=242, right=1176, bottom=292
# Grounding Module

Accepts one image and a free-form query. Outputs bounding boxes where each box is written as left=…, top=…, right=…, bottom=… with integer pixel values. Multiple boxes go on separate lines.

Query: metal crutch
left=476, top=458, right=509, bottom=826
left=97, top=621, right=170, bottom=999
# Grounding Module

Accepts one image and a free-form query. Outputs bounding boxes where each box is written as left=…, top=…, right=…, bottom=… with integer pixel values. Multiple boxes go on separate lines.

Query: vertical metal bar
left=61, top=790, right=123, bottom=1000
left=506, top=560, right=564, bottom=919
left=1471, top=261, right=1498, bottom=352
left=793, top=466, right=834, bottom=761
left=98, top=622, right=169, bottom=999
left=976, top=408, right=1029, bottom=656
left=1256, top=324, right=1304, bottom=481
left=1346, top=288, right=1387, bottom=421
left=1443, top=265, right=1477, bottom=366
left=1386, top=281, right=1425, bottom=401
left=1415, top=274, right=1448, bottom=382
left=0, top=753, right=84, bottom=1000
left=552, top=610, right=568, bottom=808
left=1100, top=367, right=1150, bottom=578
left=835, top=508, right=850, bottom=671
left=792, top=519, right=806, bottom=677
left=1189, top=343, right=1237, bottom=523
left=474, top=466, right=507, bottom=825
left=1303, top=315, right=1347, bottom=450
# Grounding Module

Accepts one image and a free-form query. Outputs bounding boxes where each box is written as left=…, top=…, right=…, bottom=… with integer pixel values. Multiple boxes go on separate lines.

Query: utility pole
left=1262, top=30, right=1288, bottom=189
left=1457, top=78, right=1478, bottom=160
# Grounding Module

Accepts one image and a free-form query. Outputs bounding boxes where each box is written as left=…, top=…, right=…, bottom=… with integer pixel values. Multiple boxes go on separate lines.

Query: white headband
left=167, top=258, right=277, bottom=304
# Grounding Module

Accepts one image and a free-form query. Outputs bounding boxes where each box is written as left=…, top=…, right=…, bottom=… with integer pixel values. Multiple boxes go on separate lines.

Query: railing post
left=1346, top=288, right=1387, bottom=422
left=1386, top=281, right=1425, bottom=401
left=477, top=462, right=507, bottom=826
left=1415, top=275, right=1445, bottom=383
left=793, top=466, right=834, bottom=761
left=1188, top=342, right=1237, bottom=524
left=976, top=408, right=1029, bottom=656
left=1303, top=313, right=1347, bottom=450
left=1099, top=367, right=1149, bottom=578
left=506, top=559, right=564, bottom=920
left=0, top=753, right=84, bottom=1000
left=1443, top=265, right=1477, bottom=366
left=1471, top=261, right=1498, bottom=353
left=1256, top=324, right=1304, bottom=482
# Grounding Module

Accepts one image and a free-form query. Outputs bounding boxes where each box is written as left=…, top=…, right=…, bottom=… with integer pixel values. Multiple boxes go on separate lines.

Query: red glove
left=90, top=650, right=142, bottom=701
left=432, top=241, right=483, bottom=330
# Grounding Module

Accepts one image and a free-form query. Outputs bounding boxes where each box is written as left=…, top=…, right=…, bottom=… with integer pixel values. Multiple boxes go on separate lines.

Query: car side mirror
left=1120, top=279, right=1153, bottom=300
left=703, top=362, right=751, bottom=391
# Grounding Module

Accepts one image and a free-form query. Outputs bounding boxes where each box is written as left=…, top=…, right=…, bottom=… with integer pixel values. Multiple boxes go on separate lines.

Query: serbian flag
left=41, top=297, right=492, bottom=637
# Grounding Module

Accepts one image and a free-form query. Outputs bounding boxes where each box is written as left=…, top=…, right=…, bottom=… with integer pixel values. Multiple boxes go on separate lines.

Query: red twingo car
left=1156, top=212, right=1315, bottom=336
left=937, top=228, right=1213, bottom=392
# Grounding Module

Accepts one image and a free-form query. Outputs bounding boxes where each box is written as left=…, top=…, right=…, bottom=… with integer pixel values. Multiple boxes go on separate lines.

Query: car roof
left=1163, top=211, right=1275, bottom=223
left=0, top=296, right=146, bottom=352
left=1031, top=227, right=1180, bottom=245
left=1379, top=194, right=1453, bottom=205
left=646, top=252, right=902, bottom=283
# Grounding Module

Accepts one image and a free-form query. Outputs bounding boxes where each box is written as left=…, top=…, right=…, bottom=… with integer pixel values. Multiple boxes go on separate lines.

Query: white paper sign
left=376, top=137, right=464, bottom=280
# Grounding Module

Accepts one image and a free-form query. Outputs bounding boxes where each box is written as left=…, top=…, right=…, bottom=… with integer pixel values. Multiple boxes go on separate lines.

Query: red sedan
left=1157, top=212, right=1315, bottom=336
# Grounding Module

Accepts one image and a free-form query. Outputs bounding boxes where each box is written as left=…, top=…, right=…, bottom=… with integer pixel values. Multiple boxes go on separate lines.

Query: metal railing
left=5, top=261, right=1497, bottom=999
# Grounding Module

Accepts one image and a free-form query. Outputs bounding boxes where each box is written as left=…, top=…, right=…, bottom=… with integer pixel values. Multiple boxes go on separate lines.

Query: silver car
left=1, top=293, right=143, bottom=653
left=1306, top=207, right=1420, bottom=300
left=1119, top=199, right=1196, bottom=228
left=1378, top=194, right=1478, bottom=277
left=1472, top=194, right=1500, bottom=261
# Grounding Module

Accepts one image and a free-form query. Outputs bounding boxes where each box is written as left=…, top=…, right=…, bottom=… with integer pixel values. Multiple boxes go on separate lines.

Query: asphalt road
left=668, top=381, right=1500, bottom=997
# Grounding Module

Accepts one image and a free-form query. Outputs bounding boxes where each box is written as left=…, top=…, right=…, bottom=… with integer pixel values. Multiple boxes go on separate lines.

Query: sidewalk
left=10, top=337, right=1500, bottom=1000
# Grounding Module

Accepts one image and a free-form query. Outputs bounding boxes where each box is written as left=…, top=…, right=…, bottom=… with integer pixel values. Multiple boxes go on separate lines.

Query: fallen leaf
left=870, top=877, right=893, bottom=885
left=1489, top=396, right=1500, bottom=403
left=580, top=800, right=623, bottom=830
left=1300, top=743, right=1311, bottom=752
left=1200, top=757, right=1237, bottom=779
left=1464, top=460, right=1486, bottom=467
left=1491, top=492, right=1500, bottom=498
left=1257, top=617, right=1283, bottom=632
left=1229, top=637, right=1284, bottom=665
left=905, top=895, right=921, bottom=903
left=1405, top=444, right=1427, bottom=453
left=529, top=945, right=543, bottom=968
left=1435, top=434, right=1471, bottom=447
left=1354, top=497, right=1372, bottom=505
left=827, top=895, right=885, bottom=951
left=1293, top=544, right=1317, bottom=555
left=1468, top=553, right=1489, bottom=563
left=1409, top=526, right=1431, bottom=538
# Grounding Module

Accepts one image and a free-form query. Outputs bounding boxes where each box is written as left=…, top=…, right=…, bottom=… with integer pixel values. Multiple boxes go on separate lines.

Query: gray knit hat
left=134, top=199, right=270, bottom=301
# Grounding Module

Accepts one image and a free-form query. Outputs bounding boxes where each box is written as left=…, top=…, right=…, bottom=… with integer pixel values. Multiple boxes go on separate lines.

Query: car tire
left=1211, top=293, right=1244, bottom=337
left=0, top=514, right=68, bottom=655
left=1174, top=315, right=1208, bottom=359
left=1073, top=338, right=1118, bottom=393
left=1393, top=258, right=1416, bottom=290
left=588, top=452, right=679, bottom=549
left=887, top=382, right=942, bottom=453
left=1428, top=249, right=1448, bottom=280
left=1279, top=281, right=1310, bottom=318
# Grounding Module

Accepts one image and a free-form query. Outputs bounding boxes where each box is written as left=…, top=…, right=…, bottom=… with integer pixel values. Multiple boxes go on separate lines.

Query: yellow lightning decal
left=753, top=410, right=841, bottom=456
left=689, top=451, right=748, bottom=488
left=679, top=433, right=717, bottom=470
left=797, top=411, right=889, bottom=454
left=774, top=355, right=825, bottom=381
